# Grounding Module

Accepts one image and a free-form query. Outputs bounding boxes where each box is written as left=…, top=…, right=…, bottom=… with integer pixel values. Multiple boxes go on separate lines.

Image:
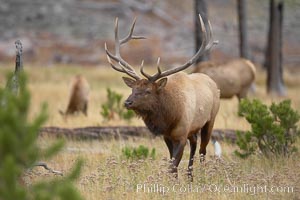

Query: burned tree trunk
left=14, top=40, right=23, bottom=74
left=264, top=0, right=272, bottom=70
left=237, top=0, right=249, bottom=59
left=266, top=0, right=286, bottom=96
left=5, top=40, right=23, bottom=95
left=237, top=0, right=256, bottom=93
left=194, top=0, right=209, bottom=63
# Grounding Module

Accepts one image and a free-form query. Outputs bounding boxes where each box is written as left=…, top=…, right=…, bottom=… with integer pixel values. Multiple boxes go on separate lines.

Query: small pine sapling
left=0, top=73, right=83, bottom=200
left=100, top=88, right=134, bottom=121
left=235, top=98, right=300, bottom=158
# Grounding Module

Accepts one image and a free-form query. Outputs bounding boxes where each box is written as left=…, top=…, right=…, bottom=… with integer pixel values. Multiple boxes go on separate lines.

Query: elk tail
left=243, top=59, right=256, bottom=93
left=244, top=59, right=256, bottom=80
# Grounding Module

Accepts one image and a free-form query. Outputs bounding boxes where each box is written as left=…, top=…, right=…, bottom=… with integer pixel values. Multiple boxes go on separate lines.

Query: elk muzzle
left=124, top=99, right=133, bottom=109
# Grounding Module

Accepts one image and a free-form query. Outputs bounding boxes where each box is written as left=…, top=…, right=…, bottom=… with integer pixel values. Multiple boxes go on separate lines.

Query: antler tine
left=156, top=57, right=162, bottom=74
left=140, top=60, right=151, bottom=79
left=140, top=60, right=144, bottom=68
left=145, top=14, right=217, bottom=82
left=114, top=18, right=121, bottom=56
left=120, top=17, right=146, bottom=45
left=140, top=57, right=163, bottom=81
left=105, top=42, right=134, bottom=71
left=105, top=17, right=145, bottom=80
left=150, top=57, right=162, bottom=81
left=113, top=17, right=132, bottom=71
left=205, top=20, right=219, bottom=50
left=105, top=43, right=141, bottom=80
left=118, top=61, right=142, bottom=80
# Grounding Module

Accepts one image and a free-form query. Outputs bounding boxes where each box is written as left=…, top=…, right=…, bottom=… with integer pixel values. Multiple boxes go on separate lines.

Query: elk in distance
left=59, top=75, right=90, bottom=116
left=193, top=58, right=256, bottom=102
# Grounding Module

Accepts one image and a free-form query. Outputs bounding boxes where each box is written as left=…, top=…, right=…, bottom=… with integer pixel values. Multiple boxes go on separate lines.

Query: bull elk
left=105, top=15, right=220, bottom=178
left=193, top=59, right=256, bottom=101
left=59, top=75, right=90, bottom=116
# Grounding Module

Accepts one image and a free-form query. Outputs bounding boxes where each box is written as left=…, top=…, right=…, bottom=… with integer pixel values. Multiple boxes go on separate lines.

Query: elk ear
left=122, top=77, right=136, bottom=88
left=157, top=78, right=168, bottom=91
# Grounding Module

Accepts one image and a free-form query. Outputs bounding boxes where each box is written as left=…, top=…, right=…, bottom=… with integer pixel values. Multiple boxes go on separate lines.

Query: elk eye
left=145, top=90, right=151, bottom=94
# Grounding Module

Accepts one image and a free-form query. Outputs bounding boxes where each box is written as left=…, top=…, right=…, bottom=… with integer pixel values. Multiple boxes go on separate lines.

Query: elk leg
left=187, top=134, right=197, bottom=180
left=237, top=89, right=248, bottom=115
left=237, top=88, right=248, bottom=102
left=200, top=120, right=214, bottom=162
left=83, top=102, right=88, bottom=116
left=164, top=136, right=173, bottom=159
left=170, top=139, right=186, bottom=177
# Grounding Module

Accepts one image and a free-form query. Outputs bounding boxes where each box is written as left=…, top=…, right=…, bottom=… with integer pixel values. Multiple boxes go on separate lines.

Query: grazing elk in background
left=193, top=58, right=256, bottom=102
left=59, top=75, right=90, bottom=116
left=105, top=15, right=220, bottom=178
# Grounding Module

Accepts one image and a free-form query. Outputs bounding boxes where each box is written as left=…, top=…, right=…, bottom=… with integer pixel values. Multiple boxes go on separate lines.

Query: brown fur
left=193, top=58, right=256, bottom=101
left=60, top=75, right=90, bottom=116
left=123, top=72, right=220, bottom=177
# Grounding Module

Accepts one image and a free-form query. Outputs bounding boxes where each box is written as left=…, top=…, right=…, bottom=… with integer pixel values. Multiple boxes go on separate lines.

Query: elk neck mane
left=135, top=86, right=182, bottom=136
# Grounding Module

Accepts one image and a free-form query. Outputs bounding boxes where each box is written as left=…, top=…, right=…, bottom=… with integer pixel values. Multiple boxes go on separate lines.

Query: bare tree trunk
left=266, top=0, right=286, bottom=96
left=5, top=40, right=23, bottom=95
left=194, top=0, right=209, bottom=63
left=237, top=0, right=249, bottom=59
left=237, top=0, right=256, bottom=93
left=264, top=0, right=272, bottom=69
left=15, top=40, right=23, bottom=73
left=278, top=2, right=284, bottom=86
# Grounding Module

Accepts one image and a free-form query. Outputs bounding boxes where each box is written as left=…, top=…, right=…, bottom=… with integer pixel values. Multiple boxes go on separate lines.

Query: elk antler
left=105, top=17, right=145, bottom=80
left=141, top=14, right=218, bottom=82
left=105, top=14, right=217, bottom=82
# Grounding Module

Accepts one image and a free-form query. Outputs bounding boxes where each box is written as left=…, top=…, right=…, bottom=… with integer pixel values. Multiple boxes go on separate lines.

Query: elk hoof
left=187, top=169, right=193, bottom=182
left=200, top=154, right=205, bottom=163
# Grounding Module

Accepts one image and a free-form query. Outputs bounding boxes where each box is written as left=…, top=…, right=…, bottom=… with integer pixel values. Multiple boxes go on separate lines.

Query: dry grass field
left=0, top=64, right=300, bottom=199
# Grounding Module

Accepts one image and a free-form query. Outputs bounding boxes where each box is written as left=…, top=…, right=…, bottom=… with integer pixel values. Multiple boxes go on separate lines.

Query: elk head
left=104, top=15, right=218, bottom=115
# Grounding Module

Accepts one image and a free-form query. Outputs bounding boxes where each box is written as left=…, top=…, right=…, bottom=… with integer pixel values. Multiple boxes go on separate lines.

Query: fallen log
left=33, top=162, right=63, bottom=176
left=40, top=126, right=153, bottom=140
left=39, top=126, right=240, bottom=143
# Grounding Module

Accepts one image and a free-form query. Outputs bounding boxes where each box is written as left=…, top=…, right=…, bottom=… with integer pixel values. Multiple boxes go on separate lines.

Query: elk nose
left=124, top=100, right=133, bottom=108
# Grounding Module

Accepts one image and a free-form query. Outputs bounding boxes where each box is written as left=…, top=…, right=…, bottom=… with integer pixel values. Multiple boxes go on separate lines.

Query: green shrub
left=122, top=145, right=156, bottom=160
left=0, top=73, right=83, bottom=200
left=100, top=88, right=135, bottom=121
left=235, top=98, right=300, bottom=158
